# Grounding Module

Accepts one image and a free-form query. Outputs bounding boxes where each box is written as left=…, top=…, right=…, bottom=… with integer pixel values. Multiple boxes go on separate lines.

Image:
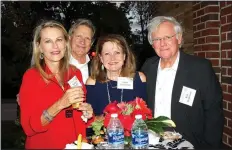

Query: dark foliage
left=1, top=1, right=137, bottom=99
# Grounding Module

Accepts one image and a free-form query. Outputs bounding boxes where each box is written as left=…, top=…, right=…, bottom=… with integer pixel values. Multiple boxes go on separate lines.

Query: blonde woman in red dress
left=19, top=20, right=93, bottom=149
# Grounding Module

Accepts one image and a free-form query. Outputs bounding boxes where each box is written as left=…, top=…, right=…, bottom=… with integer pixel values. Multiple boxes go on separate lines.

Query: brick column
left=193, top=1, right=232, bottom=147
left=220, top=2, right=232, bottom=147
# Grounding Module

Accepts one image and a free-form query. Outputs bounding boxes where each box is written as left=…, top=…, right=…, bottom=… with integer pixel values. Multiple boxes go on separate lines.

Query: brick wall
left=220, top=2, right=232, bottom=147
left=153, top=1, right=231, bottom=147
left=193, top=1, right=232, bottom=147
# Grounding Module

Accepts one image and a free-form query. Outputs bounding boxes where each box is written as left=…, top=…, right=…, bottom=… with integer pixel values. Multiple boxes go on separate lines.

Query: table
left=94, top=130, right=194, bottom=149
left=65, top=131, right=194, bottom=149
left=95, top=138, right=194, bottom=149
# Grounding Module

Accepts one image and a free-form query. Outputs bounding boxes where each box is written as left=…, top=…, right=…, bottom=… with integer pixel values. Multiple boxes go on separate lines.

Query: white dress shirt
left=69, top=55, right=90, bottom=84
left=154, top=51, right=180, bottom=119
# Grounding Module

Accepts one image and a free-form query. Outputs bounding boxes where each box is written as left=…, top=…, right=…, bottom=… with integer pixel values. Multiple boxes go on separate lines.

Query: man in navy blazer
left=141, top=16, right=224, bottom=148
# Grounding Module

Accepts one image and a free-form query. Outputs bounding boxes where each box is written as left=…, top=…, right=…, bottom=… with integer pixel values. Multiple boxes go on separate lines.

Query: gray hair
left=147, top=16, right=184, bottom=46
left=68, top=18, right=96, bottom=39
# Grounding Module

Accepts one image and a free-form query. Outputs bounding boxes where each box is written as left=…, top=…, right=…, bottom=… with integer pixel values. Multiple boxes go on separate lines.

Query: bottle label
left=132, top=132, right=148, bottom=147
left=107, top=130, right=124, bottom=145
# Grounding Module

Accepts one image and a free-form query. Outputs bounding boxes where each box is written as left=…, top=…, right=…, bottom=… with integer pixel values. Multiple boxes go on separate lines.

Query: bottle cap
left=135, top=114, right=142, bottom=119
left=111, top=113, right=118, bottom=118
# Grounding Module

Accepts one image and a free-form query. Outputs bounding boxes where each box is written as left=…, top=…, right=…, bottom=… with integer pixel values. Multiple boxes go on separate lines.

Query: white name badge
left=68, top=76, right=82, bottom=87
left=179, top=86, right=196, bottom=107
left=117, top=77, right=133, bottom=89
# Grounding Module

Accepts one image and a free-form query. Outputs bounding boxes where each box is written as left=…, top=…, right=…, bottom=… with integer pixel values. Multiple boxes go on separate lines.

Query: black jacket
left=141, top=50, right=224, bottom=148
left=87, top=60, right=91, bottom=76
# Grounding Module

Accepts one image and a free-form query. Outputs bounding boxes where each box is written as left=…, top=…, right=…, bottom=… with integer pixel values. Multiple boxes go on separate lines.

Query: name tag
left=117, top=77, right=133, bottom=89
left=68, top=76, right=82, bottom=87
left=179, top=86, right=196, bottom=107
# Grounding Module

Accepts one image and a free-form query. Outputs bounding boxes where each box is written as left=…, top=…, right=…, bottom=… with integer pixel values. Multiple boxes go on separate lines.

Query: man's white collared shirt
left=69, top=55, right=90, bottom=84
left=154, top=52, right=180, bottom=119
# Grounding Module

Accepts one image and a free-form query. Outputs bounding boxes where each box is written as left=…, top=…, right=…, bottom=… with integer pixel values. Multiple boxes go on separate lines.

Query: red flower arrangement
left=103, top=97, right=152, bottom=137
left=90, top=97, right=176, bottom=145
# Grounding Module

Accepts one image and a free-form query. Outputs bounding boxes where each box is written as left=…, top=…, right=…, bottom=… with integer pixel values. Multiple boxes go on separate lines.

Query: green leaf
left=122, top=104, right=134, bottom=115
left=90, top=119, right=104, bottom=136
left=148, top=125, right=164, bottom=134
left=145, top=116, right=176, bottom=135
left=148, top=116, right=170, bottom=121
left=124, top=136, right=132, bottom=145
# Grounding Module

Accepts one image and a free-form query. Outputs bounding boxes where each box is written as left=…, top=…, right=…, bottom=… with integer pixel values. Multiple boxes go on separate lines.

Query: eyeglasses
left=152, top=33, right=177, bottom=43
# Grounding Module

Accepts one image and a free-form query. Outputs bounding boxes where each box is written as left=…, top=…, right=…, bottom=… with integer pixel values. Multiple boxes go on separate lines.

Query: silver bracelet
left=43, top=110, right=53, bottom=122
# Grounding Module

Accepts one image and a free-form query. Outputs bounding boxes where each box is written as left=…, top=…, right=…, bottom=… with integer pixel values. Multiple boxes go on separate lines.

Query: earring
left=101, top=64, right=104, bottom=71
left=40, top=53, right=44, bottom=59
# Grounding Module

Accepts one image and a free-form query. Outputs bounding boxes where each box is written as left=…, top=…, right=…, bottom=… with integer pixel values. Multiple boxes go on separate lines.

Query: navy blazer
left=141, top=50, right=224, bottom=148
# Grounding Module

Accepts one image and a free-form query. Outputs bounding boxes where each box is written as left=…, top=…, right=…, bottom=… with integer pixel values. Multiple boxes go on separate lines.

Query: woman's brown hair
left=91, top=34, right=136, bottom=82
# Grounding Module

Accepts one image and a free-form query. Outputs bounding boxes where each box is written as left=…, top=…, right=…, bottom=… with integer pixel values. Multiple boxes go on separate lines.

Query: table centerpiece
left=89, top=97, right=176, bottom=146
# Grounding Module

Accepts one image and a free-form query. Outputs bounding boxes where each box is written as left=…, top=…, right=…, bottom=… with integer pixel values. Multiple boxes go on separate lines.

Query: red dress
left=19, top=65, right=91, bottom=149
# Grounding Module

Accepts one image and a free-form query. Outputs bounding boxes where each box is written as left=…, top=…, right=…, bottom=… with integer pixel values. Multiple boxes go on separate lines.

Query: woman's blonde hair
left=31, top=20, right=71, bottom=80
left=91, top=34, right=136, bottom=82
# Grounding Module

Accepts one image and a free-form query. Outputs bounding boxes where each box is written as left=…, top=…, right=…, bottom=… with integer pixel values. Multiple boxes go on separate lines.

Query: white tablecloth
left=65, top=130, right=194, bottom=149
left=148, top=130, right=194, bottom=149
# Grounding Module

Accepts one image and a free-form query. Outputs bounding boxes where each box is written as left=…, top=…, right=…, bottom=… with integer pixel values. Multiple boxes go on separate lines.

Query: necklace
left=106, top=82, right=123, bottom=104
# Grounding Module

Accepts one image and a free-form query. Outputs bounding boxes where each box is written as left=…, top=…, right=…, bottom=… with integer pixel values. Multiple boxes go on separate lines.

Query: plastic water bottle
left=107, top=113, right=124, bottom=149
left=131, top=114, right=149, bottom=149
